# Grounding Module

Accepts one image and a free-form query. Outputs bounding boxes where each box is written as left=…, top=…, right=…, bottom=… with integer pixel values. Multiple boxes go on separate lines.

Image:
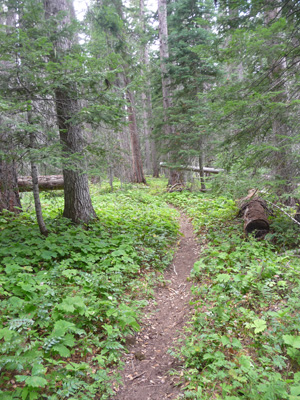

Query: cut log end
left=238, top=195, right=270, bottom=240
left=245, top=219, right=270, bottom=239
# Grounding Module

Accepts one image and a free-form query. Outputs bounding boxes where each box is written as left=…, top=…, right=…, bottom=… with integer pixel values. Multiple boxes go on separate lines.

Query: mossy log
left=18, top=175, right=64, bottom=192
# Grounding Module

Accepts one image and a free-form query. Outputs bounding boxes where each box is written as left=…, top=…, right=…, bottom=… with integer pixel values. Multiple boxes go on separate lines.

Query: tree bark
left=239, top=198, right=270, bottom=239
left=27, top=100, right=48, bottom=236
left=0, top=152, right=22, bottom=214
left=158, top=0, right=182, bottom=186
left=140, top=0, right=159, bottom=177
left=43, top=0, right=96, bottom=224
left=265, top=3, right=292, bottom=195
left=198, top=138, right=206, bottom=191
left=295, top=204, right=300, bottom=223
left=0, top=10, right=22, bottom=214
left=125, top=80, right=147, bottom=184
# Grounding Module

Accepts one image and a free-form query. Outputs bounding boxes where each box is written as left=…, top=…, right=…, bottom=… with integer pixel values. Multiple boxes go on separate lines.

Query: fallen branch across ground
left=264, top=199, right=300, bottom=227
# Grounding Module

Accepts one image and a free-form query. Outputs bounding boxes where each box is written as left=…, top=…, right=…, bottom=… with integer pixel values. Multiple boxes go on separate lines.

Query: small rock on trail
left=112, top=212, right=200, bottom=400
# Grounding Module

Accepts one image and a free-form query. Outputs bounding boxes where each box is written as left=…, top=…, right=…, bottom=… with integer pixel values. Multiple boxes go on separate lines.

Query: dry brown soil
left=112, top=212, right=200, bottom=400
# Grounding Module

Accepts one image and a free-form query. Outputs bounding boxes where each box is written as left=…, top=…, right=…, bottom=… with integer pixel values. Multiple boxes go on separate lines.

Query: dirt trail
left=113, top=213, right=200, bottom=400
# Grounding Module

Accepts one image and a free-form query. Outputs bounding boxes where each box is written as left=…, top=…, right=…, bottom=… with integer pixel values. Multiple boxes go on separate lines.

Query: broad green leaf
left=283, top=335, right=300, bottom=349
left=251, top=319, right=267, bottom=334
left=61, top=269, right=78, bottom=278
left=56, top=296, right=85, bottom=314
left=0, top=328, right=14, bottom=341
left=294, top=372, right=300, bottom=383
left=25, top=376, right=48, bottom=388
left=63, top=333, right=75, bottom=347
left=216, top=273, right=231, bottom=283
left=221, top=335, right=231, bottom=346
left=290, top=386, right=300, bottom=396
left=31, top=364, right=47, bottom=376
left=53, top=344, right=71, bottom=357
left=53, top=320, right=76, bottom=336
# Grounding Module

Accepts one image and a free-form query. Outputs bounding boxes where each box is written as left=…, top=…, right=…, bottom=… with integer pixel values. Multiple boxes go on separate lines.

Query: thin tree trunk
left=108, top=167, right=114, bottom=190
left=158, top=0, right=172, bottom=121
left=265, top=3, right=291, bottom=195
left=43, top=0, right=96, bottom=224
left=158, top=0, right=182, bottom=186
left=140, top=0, right=152, bottom=174
left=151, top=137, right=160, bottom=178
left=198, top=139, right=206, bottom=191
left=27, top=100, right=48, bottom=236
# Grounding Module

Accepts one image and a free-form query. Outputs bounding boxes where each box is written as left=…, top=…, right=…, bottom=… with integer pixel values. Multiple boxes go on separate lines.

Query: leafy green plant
left=166, top=191, right=300, bottom=400
left=0, top=185, right=179, bottom=399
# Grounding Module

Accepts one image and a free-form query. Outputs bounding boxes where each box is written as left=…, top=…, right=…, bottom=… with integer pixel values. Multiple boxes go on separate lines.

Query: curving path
left=113, top=212, right=200, bottom=400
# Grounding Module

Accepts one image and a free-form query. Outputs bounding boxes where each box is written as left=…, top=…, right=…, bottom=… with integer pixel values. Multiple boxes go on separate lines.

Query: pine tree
left=43, top=0, right=97, bottom=223
left=155, top=0, right=218, bottom=186
left=89, top=0, right=147, bottom=184
left=205, top=0, right=300, bottom=197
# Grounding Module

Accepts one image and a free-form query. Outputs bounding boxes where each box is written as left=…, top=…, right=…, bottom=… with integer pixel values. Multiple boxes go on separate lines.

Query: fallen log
left=159, top=162, right=224, bottom=175
left=238, top=191, right=270, bottom=239
left=18, top=175, right=64, bottom=192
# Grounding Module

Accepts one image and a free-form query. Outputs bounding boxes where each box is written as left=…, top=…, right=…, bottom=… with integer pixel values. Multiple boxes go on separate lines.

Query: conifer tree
left=43, top=0, right=97, bottom=223
left=0, top=5, right=22, bottom=214
left=207, top=0, right=300, bottom=197
left=89, top=0, right=146, bottom=184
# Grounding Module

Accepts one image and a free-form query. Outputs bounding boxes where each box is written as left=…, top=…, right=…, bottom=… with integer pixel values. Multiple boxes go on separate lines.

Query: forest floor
left=113, top=211, right=200, bottom=400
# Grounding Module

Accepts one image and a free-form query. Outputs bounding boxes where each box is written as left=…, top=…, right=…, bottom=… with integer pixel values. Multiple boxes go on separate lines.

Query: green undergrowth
left=0, top=186, right=179, bottom=400
left=165, top=191, right=300, bottom=400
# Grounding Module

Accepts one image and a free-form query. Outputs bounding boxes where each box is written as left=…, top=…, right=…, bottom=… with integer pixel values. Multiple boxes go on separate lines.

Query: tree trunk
left=295, top=204, right=300, bottom=223
left=43, top=0, right=96, bottom=224
left=198, top=138, right=206, bottom=191
left=56, top=87, right=97, bottom=223
left=158, top=0, right=172, bottom=121
left=27, top=100, right=48, bottom=236
left=158, top=0, right=181, bottom=186
left=140, top=0, right=158, bottom=176
left=0, top=11, right=22, bottom=215
left=265, top=3, right=291, bottom=195
left=151, top=138, right=160, bottom=178
left=125, top=83, right=147, bottom=184
left=0, top=152, right=22, bottom=214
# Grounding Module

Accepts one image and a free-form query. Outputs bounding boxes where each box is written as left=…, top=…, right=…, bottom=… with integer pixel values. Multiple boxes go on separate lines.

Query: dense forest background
left=1, top=0, right=300, bottom=225
left=1, top=1, right=300, bottom=400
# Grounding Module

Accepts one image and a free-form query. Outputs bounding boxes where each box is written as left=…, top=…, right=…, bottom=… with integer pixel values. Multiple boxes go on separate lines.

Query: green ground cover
left=165, top=191, right=300, bottom=400
left=1, top=181, right=300, bottom=400
left=0, top=184, right=179, bottom=400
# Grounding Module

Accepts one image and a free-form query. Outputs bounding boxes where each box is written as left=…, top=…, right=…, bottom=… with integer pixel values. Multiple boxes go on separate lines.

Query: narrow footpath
left=113, top=212, right=200, bottom=400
